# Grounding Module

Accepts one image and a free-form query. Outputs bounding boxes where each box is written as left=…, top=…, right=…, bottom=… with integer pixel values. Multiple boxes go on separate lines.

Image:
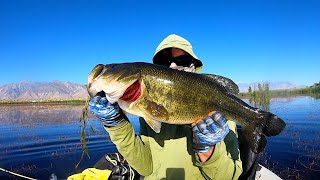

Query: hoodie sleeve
left=104, top=120, right=153, bottom=176
left=195, top=121, right=243, bottom=180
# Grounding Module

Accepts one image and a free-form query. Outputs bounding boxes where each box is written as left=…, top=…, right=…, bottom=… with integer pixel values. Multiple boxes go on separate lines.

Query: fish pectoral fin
left=201, top=73, right=239, bottom=94
left=143, top=99, right=169, bottom=120
left=138, top=99, right=169, bottom=133
left=144, top=117, right=162, bottom=133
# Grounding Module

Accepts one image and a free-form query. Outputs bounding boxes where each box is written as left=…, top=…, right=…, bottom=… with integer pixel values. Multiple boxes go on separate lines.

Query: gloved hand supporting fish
left=87, top=62, right=286, bottom=153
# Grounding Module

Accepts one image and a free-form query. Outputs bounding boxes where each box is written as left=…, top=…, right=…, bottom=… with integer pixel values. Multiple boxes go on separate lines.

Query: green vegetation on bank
left=239, top=82, right=320, bottom=98
left=241, top=82, right=271, bottom=111
left=0, top=99, right=86, bottom=105
left=269, top=83, right=320, bottom=98
left=237, top=82, right=320, bottom=110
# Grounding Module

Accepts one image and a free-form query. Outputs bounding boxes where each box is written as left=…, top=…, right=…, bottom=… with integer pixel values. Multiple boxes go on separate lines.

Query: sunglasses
left=168, top=55, right=195, bottom=67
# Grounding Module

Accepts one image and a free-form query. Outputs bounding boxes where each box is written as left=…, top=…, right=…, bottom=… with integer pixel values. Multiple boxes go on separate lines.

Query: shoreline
left=237, top=93, right=318, bottom=99
left=0, top=99, right=86, bottom=106
left=1, top=94, right=319, bottom=105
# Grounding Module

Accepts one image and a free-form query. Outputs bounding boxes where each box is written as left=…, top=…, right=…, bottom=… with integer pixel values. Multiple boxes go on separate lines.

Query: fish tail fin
left=259, top=110, right=286, bottom=137
left=243, top=110, right=286, bottom=153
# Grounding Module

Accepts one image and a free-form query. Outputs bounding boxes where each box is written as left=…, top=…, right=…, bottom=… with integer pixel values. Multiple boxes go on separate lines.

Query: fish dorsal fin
left=202, top=74, right=239, bottom=94
left=144, top=117, right=162, bottom=133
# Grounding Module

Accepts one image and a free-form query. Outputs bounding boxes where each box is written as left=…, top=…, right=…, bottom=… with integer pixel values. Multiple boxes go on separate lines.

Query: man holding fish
left=88, top=34, right=243, bottom=179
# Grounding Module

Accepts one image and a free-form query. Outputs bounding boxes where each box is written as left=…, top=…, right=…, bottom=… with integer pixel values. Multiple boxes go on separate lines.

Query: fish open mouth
left=120, top=80, right=141, bottom=102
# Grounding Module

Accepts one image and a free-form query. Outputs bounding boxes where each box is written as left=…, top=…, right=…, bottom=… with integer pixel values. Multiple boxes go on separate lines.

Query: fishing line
left=0, top=167, right=38, bottom=180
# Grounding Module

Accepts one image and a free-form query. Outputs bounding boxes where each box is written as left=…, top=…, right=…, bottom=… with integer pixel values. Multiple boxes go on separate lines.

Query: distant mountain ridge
left=0, top=80, right=307, bottom=101
left=0, top=81, right=88, bottom=101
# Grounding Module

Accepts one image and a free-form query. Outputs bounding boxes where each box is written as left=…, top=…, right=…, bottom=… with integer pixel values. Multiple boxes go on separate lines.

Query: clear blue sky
left=1, top=0, right=319, bottom=86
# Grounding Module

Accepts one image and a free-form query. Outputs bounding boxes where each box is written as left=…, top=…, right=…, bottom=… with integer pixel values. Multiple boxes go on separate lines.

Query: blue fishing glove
left=192, top=111, right=230, bottom=153
left=89, top=95, right=127, bottom=127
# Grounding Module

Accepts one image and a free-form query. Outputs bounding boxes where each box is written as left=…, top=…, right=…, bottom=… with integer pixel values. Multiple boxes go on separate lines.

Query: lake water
left=0, top=96, right=319, bottom=179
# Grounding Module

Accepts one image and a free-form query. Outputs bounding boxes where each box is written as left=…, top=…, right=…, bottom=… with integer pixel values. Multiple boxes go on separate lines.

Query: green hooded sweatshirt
left=105, top=118, right=242, bottom=180
left=105, top=34, right=242, bottom=179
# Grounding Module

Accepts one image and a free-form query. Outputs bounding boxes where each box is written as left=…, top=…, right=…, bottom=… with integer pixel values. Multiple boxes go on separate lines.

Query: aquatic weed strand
left=76, top=96, right=90, bottom=168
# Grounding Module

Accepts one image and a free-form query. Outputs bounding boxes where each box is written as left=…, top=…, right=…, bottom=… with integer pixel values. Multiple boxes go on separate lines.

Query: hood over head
left=152, top=34, right=203, bottom=72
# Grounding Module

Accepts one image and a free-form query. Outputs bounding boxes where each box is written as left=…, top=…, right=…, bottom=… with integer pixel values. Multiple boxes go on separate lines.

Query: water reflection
left=0, top=97, right=319, bottom=179
left=0, top=104, right=112, bottom=179
left=310, top=93, right=320, bottom=99
left=262, top=96, right=320, bottom=179
left=248, top=96, right=270, bottom=111
left=0, top=104, right=91, bottom=125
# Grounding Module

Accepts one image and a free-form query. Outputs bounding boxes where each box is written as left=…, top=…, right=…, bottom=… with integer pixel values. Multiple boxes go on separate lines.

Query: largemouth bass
left=87, top=62, right=286, bottom=153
